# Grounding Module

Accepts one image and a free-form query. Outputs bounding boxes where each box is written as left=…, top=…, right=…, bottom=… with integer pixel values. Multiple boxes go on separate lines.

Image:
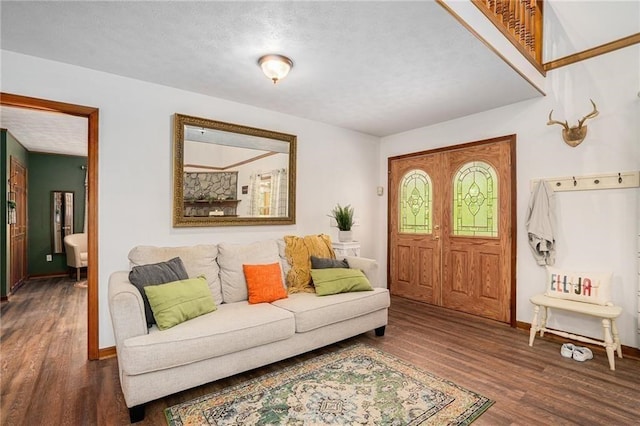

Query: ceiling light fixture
left=258, top=54, right=293, bottom=84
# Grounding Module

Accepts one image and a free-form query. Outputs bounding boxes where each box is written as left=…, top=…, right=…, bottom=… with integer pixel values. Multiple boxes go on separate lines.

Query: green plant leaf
left=328, top=203, right=354, bottom=231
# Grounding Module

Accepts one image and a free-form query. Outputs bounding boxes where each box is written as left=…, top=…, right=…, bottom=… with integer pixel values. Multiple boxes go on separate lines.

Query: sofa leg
left=129, top=405, right=145, bottom=423
left=375, top=326, right=386, bottom=337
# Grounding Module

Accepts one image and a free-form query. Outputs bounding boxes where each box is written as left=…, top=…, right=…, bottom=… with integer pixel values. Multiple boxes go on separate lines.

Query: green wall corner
left=28, top=153, right=87, bottom=276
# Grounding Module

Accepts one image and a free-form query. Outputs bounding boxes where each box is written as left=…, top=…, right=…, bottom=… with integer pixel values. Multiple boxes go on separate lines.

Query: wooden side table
left=332, top=241, right=361, bottom=257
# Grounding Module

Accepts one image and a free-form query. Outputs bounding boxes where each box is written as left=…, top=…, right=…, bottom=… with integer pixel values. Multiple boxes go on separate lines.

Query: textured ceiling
left=0, top=1, right=542, bottom=155
left=0, top=106, right=88, bottom=156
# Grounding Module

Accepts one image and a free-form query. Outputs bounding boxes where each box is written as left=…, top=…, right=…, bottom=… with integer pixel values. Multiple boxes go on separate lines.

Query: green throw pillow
left=310, top=268, right=373, bottom=296
left=143, top=276, right=216, bottom=330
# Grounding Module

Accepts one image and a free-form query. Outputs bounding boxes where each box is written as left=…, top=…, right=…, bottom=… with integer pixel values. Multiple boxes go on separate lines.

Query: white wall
left=543, top=1, right=640, bottom=61
left=1, top=50, right=380, bottom=349
left=378, top=43, right=640, bottom=347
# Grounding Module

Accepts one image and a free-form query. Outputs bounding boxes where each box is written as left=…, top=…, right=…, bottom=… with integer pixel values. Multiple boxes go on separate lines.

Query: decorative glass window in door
left=453, top=161, right=498, bottom=237
left=399, top=169, right=432, bottom=234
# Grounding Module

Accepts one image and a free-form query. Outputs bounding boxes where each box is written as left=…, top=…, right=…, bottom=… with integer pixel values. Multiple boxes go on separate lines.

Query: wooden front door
left=388, top=136, right=515, bottom=323
left=389, top=152, right=443, bottom=306
left=9, top=156, right=28, bottom=292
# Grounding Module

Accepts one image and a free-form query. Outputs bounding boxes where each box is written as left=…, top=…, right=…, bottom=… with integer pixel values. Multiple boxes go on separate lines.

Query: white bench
left=529, top=294, right=622, bottom=370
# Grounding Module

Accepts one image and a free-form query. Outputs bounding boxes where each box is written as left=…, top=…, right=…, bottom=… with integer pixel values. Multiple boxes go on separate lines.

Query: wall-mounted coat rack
left=531, top=171, right=640, bottom=192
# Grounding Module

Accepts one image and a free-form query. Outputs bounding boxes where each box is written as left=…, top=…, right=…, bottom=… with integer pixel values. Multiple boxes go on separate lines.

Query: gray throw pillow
left=310, top=256, right=349, bottom=269
left=129, top=257, right=189, bottom=327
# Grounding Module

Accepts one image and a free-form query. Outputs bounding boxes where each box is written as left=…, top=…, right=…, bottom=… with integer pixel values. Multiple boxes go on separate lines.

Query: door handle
left=433, top=236, right=440, bottom=241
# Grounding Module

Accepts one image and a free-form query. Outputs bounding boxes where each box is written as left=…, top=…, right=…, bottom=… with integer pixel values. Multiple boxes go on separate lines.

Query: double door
left=388, top=137, right=514, bottom=323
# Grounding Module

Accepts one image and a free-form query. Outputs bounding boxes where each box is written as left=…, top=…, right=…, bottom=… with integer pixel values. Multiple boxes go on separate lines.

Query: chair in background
left=64, top=233, right=88, bottom=281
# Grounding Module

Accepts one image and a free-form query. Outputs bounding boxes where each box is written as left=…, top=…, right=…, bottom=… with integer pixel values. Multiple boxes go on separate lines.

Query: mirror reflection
left=52, top=190, right=74, bottom=253
left=174, top=114, right=296, bottom=226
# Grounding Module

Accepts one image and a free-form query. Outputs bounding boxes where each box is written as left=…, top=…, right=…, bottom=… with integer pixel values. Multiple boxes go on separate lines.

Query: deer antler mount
left=547, top=99, right=599, bottom=147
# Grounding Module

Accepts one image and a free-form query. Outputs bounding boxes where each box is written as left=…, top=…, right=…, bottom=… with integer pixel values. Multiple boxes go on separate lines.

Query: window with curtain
left=452, top=161, right=498, bottom=237
left=249, top=168, right=288, bottom=217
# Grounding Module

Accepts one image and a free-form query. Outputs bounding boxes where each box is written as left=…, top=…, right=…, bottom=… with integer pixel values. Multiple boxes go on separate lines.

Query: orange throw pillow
left=243, top=263, right=288, bottom=304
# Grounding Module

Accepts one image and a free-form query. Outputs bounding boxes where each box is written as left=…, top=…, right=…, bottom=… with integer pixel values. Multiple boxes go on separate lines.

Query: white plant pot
left=338, top=230, right=353, bottom=242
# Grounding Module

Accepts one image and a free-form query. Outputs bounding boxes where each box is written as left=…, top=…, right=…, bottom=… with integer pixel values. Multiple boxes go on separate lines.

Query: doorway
left=388, top=135, right=516, bottom=325
left=1, top=93, right=100, bottom=359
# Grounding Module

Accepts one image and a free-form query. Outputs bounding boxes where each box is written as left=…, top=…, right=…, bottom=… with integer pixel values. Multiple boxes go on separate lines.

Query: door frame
left=387, top=135, right=517, bottom=326
left=1, top=92, right=100, bottom=359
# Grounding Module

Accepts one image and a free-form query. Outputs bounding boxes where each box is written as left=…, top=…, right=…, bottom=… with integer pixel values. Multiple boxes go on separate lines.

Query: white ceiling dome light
left=258, top=54, right=293, bottom=84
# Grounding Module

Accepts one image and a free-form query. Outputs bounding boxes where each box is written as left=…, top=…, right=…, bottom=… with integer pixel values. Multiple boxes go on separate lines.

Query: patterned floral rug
left=165, top=344, right=493, bottom=425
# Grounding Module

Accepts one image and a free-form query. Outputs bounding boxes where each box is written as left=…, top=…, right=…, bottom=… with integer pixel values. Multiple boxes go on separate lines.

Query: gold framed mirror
left=173, top=114, right=296, bottom=227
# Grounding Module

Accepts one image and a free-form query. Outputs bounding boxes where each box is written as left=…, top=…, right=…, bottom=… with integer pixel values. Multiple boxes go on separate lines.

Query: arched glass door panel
left=399, top=169, right=432, bottom=234
left=452, top=161, right=498, bottom=237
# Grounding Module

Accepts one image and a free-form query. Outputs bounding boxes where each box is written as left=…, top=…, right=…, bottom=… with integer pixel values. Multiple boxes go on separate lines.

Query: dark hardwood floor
left=1, top=278, right=639, bottom=425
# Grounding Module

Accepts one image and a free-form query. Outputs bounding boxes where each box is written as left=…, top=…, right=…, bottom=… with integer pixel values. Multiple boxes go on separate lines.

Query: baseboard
left=99, top=346, right=117, bottom=360
left=517, top=321, right=640, bottom=360
left=28, top=272, right=69, bottom=279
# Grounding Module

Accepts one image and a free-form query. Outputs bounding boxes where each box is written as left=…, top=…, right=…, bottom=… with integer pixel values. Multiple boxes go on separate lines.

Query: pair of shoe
left=561, top=343, right=593, bottom=362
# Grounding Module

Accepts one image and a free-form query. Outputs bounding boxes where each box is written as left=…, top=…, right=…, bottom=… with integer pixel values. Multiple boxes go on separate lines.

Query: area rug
left=165, top=344, right=493, bottom=425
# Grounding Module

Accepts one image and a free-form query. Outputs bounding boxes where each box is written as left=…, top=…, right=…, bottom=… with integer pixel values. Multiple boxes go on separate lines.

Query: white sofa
left=108, top=239, right=389, bottom=423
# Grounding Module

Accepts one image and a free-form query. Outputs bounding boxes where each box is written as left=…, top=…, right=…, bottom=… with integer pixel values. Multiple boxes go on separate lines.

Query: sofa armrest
left=108, top=271, right=148, bottom=348
left=344, top=256, right=385, bottom=289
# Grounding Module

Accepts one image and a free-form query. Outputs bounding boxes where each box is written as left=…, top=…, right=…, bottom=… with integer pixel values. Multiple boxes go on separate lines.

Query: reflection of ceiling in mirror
left=185, top=126, right=290, bottom=153
left=184, top=141, right=283, bottom=171
left=184, top=125, right=291, bottom=171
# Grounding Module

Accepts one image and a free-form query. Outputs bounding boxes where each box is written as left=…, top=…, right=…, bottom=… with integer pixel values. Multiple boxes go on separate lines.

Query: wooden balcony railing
left=473, top=0, right=544, bottom=71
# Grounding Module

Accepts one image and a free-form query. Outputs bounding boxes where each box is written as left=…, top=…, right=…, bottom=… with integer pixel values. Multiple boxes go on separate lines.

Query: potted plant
left=329, top=204, right=354, bottom=242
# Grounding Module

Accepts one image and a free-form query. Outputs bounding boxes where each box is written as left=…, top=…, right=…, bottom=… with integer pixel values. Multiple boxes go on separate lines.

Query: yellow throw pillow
left=243, top=263, right=288, bottom=304
left=284, top=234, right=335, bottom=293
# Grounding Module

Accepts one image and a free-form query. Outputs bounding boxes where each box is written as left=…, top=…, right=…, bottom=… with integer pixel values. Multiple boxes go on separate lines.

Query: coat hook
left=573, top=176, right=577, bottom=186
left=618, top=173, right=622, bottom=184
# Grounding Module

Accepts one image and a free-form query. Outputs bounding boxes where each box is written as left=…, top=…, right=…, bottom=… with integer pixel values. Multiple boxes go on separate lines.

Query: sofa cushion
left=217, top=240, right=281, bottom=303
left=144, top=276, right=217, bottom=330
left=129, top=257, right=189, bottom=327
left=271, top=288, right=390, bottom=333
left=120, top=302, right=295, bottom=375
left=243, top=263, right=288, bottom=304
left=129, top=245, right=223, bottom=306
left=545, top=266, right=613, bottom=305
left=310, top=256, right=349, bottom=269
left=277, top=239, right=291, bottom=280
left=310, top=268, right=373, bottom=296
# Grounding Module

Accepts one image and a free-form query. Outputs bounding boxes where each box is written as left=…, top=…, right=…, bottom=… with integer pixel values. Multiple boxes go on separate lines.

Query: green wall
left=28, top=153, right=87, bottom=276
left=1, top=130, right=29, bottom=297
